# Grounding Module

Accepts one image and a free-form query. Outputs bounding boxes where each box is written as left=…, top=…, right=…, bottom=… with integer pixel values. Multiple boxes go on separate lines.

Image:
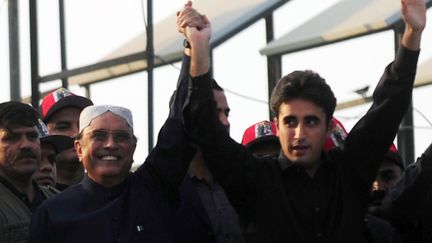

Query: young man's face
left=0, top=126, right=41, bottom=180
left=75, top=112, right=136, bottom=187
left=275, top=99, right=329, bottom=168
left=46, top=107, right=81, bottom=169
left=46, top=107, right=81, bottom=138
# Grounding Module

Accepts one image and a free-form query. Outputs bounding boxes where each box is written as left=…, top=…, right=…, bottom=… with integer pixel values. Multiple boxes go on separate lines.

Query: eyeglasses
left=85, top=130, right=133, bottom=143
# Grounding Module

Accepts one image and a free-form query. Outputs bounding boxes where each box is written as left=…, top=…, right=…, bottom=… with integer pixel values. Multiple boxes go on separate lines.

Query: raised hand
left=402, top=0, right=426, bottom=33
left=177, top=1, right=206, bottom=35
left=401, top=0, right=426, bottom=50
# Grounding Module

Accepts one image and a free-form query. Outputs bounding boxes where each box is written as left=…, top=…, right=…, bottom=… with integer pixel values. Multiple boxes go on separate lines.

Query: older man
left=29, top=104, right=196, bottom=243
left=0, top=102, right=56, bottom=243
left=30, top=54, right=197, bottom=243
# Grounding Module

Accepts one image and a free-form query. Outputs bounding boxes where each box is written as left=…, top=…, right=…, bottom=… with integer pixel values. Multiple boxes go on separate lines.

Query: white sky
left=1, top=0, right=432, bottom=166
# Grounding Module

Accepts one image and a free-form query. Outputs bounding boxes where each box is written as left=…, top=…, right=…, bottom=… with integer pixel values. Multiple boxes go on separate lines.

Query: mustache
left=95, top=151, right=122, bottom=158
left=15, top=149, right=37, bottom=160
left=289, top=140, right=309, bottom=149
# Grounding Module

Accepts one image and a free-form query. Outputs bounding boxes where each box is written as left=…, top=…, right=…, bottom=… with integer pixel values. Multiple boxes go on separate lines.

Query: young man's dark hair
left=270, top=70, right=337, bottom=124
left=0, top=101, right=39, bottom=128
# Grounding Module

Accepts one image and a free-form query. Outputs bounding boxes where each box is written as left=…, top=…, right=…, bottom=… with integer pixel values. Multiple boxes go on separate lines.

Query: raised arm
left=134, top=3, right=209, bottom=199
left=178, top=4, right=262, bottom=210
left=342, top=0, right=425, bottom=186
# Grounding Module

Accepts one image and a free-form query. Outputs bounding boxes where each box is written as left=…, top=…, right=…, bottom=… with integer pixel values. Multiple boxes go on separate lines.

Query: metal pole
left=29, top=0, right=40, bottom=108
left=59, top=0, right=68, bottom=88
left=84, top=85, right=91, bottom=99
left=394, top=31, right=415, bottom=166
left=147, top=0, right=154, bottom=152
left=265, top=14, right=281, bottom=119
left=8, top=0, right=21, bottom=101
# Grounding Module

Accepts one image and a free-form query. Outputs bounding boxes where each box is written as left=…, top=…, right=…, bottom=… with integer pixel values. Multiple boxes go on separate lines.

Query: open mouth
left=290, top=144, right=309, bottom=155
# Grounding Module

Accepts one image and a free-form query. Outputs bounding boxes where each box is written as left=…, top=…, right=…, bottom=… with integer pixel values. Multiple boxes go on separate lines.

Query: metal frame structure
left=26, top=0, right=289, bottom=151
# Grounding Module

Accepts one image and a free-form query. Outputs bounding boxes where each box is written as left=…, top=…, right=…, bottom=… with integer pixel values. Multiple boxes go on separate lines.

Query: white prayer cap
left=79, top=105, right=133, bottom=133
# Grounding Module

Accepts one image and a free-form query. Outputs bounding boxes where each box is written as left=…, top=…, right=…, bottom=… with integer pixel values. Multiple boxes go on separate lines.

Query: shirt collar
left=81, top=174, right=130, bottom=200
left=277, top=150, right=334, bottom=171
left=0, top=175, right=45, bottom=211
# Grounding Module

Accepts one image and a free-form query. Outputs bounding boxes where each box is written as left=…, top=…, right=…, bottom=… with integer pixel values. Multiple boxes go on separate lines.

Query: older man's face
left=75, top=112, right=136, bottom=187
left=0, top=126, right=41, bottom=181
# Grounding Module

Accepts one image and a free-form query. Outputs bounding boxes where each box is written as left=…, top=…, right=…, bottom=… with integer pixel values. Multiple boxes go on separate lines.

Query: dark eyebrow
left=304, top=115, right=320, bottom=121
left=282, top=115, right=296, bottom=123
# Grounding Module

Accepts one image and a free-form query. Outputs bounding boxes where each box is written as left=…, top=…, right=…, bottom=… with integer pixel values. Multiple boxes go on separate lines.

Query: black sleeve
left=384, top=143, right=432, bottom=233
left=135, top=54, right=196, bottom=202
left=342, top=46, right=420, bottom=186
left=184, top=70, right=261, bottom=202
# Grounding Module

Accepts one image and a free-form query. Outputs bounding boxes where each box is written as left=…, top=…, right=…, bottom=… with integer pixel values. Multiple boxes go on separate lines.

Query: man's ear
left=74, top=140, right=83, bottom=163
left=274, top=116, right=280, bottom=137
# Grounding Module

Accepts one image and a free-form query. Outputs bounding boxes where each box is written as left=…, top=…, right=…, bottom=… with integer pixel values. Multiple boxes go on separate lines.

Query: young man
left=40, top=88, right=93, bottom=190
left=0, top=102, right=56, bottom=242
left=177, top=0, right=425, bottom=241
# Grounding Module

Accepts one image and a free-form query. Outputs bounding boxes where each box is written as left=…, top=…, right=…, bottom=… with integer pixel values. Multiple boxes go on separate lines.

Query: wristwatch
left=183, top=39, right=191, bottom=49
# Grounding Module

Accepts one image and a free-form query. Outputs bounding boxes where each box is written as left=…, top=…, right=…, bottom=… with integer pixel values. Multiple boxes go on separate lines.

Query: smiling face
left=275, top=99, right=329, bottom=171
left=75, top=112, right=136, bottom=187
left=0, top=126, right=41, bottom=182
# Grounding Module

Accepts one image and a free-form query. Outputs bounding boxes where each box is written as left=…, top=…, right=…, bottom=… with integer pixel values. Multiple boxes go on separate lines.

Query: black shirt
left=184, top=46, right=419, bottom=242
left=190, top=173, right=244, bottom=243
left=279, top=153, right=340, bottom=242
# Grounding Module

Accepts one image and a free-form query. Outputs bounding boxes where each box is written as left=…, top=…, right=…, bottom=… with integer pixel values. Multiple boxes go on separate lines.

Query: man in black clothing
left=29, top=44, right=197, bottom=242
left=381, top=143, right=432, bottom=242
left=178, top=0, right=425, bottom=241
